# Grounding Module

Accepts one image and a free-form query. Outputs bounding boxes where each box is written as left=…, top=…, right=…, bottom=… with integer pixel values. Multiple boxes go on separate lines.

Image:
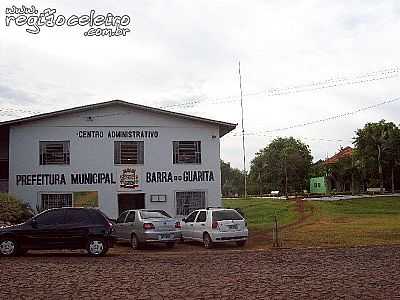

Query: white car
left=181, top=208, right=248, bottom=248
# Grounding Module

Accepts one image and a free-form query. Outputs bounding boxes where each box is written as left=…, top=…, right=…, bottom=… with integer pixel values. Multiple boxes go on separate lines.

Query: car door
left=20, top=209, right=66, bottom=250
left=114, top=211, right=129, bottom=241
left=193, top=210, right=207, bottom=241
left=123, top=211, right=136, bottom=240
left=181, top=211, right=198, bottom=239
left=62, top=209, right=92, bottom=249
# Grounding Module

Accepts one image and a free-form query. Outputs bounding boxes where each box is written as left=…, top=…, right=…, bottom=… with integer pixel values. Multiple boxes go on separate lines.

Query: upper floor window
left=114, top=141, right=144, bottom=164
left=173, top=141, right=201, bottom=164
left=40, top=141, right=70, bottom=165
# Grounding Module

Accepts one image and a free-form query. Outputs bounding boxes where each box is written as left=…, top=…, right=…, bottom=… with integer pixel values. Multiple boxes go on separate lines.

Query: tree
left=354, top=120, right=399, bottom=192
left=309, top=160, right=326, bottom=178
left=326, top=156, right=354, bottom=193
left=248, top=137, right=313, bottom=196
left=220, top=160, right=245, bottom=197
left=0, top=193, right=33, bottom=223
left=385, top=125, right=400, bottom=193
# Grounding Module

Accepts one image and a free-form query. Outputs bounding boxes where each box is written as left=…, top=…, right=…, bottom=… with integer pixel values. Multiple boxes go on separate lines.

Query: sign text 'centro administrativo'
left=76, top=130, right=159, bottom=139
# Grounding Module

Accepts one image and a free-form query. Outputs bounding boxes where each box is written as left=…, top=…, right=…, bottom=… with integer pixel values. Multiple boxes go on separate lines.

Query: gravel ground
left=1, top=245, right=399, bottom=299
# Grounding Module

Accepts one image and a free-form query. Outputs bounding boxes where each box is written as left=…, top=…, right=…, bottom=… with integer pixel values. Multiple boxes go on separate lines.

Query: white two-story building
left=0, top=100, right=236, bottom=218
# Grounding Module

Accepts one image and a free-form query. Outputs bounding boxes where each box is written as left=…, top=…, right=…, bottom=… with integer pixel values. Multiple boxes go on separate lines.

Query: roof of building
left=324, top=146, right=353, bottom=165
left=0, top=99, right=237, bottom=137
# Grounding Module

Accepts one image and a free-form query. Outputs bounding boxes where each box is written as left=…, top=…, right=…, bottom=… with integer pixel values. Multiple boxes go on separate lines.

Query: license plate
left=159, top=234, right=171, bottom=240
left=228, top=225, right=238, bottom=230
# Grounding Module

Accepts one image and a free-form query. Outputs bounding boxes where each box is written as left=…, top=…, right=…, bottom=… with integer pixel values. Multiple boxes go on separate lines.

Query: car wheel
left=87, top=238, right=108, bottom=256
left=236, top=240, right=246, bottom=247
left=0, top=238, right=18, bottom=257
left=203, top=233, right=213, bottom=249
left=166, top=242, right=175, bottom=248
left=130, top=234, right=141, bottom=250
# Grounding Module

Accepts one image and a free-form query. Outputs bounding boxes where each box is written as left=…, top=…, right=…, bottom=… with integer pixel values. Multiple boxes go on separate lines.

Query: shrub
left=0, top=193, right=33, bottom=223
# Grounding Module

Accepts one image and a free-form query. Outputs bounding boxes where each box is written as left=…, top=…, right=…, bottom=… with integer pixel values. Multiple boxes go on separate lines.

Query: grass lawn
left=284, top=197, right=400, bottom=248
left=224, top=196, right=400, bottom=248
left=223, top=198, right=299, bottom=231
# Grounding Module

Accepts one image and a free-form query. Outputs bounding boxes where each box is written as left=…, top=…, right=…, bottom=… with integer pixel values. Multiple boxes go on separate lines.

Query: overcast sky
left=1, top=0, right=400, bottom=169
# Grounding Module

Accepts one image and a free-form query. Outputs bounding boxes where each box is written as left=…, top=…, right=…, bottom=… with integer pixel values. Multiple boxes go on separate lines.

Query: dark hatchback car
left=0, top=207, right=114, bottom=257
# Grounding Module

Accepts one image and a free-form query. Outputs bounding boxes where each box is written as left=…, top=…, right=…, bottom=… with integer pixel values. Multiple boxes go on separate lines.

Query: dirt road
left=1, top=245, right=399, bottom=299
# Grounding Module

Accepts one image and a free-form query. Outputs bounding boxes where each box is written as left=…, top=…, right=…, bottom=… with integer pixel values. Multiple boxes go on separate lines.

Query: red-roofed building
left=325, top=146, right=354, bottom=192
left=325, top=146, right=353, bottom=165
left=310, top=146, right=355, bottom=194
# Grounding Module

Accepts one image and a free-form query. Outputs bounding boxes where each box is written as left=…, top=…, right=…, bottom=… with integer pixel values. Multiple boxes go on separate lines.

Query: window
left=65, top=209, right=91, bottom=225
left=40, top=141, right=70, bottom=165
left=173, top=141, right=201, bottom=164
left=87, top=209, right=107, bottom=225
left=185, top=211, right=198, bottom=223
left=35, top=209, right=66, bottom=226
left=73, top=191, right=99, bottom=208
left=176, top=191, right=206, bottom=216
left=41, top=193, right=72, bottom=210
left=126, top=211, right=136, bottom=223
left=196, top=211, right=207, bottom=223
left=114, top=141, right=144, bottom=164
left=117, top=211, right=129, bottom=223
left=212, top=210, right=243, bottom=221
left=140, top=210, right=171, bottom=219
left=0, top=161, right=8, bottom=179
left=151, top=195, right=167, bottom=202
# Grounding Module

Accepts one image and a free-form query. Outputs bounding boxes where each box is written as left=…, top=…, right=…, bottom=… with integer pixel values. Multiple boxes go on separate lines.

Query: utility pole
left=351, top=153, right=355, bottom=195
left=238, top=61, right=247, bottom=199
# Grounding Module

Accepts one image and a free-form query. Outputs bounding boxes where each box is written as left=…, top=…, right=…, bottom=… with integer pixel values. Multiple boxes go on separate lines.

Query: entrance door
left=118, top=193, right=145, bottom=215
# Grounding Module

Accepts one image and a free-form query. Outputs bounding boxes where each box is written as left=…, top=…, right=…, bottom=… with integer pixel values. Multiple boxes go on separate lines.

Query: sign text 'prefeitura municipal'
left=16, top=173, right=116, bottom=186
left=15, top=170, right=215, bottom=186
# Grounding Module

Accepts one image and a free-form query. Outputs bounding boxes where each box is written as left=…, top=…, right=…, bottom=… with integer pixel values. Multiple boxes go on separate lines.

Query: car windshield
left=140, top=210, right=171, bottom=219
left=212, top=210, right=243, bottom=221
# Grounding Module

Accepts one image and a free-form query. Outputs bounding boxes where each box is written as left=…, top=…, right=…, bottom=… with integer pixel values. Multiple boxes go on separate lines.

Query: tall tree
left=385, top=125, right=400, bottom=193
left=220, top=160, right=245, bottom=197
left=354, top=120, right=399, bottom=192
left=326, top=156, right=354, bottom=193
left=248, top=137, right=313, bottom=196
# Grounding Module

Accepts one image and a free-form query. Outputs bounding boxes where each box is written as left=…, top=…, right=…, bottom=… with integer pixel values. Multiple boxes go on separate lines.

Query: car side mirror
left=31, top=219, right=38, bottom=228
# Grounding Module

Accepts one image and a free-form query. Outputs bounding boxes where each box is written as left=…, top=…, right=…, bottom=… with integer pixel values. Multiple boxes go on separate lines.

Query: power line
left=0, top=105, right=45, bottom=122
left=236, top=96, right=400, bottom=136
left=267, top=73, right=398, bottom=96
left=1, top=65, right=399, bottom=119
left=0, top=107, right=42, bottom=115
left=157, top=65, right=400, bottom=109
left=267, top=66, right=400, bottom=95
left=239, top=134, right=354, bottom=143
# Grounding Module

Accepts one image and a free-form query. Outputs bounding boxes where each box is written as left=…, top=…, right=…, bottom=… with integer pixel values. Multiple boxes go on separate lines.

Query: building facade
left=0, top=100, right=236, bottom=218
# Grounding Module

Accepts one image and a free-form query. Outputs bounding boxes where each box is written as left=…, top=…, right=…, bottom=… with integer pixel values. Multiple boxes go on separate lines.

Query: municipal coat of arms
left=120, top=168, right=139, bottom=189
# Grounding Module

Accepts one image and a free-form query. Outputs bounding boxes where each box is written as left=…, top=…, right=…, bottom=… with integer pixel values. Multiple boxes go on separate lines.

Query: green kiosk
left=310, top=176, right=327, bottom=194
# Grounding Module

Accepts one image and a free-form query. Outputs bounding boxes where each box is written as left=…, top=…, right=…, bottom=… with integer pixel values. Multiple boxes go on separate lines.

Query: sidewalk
left=304, top=193, right=400, bottom=201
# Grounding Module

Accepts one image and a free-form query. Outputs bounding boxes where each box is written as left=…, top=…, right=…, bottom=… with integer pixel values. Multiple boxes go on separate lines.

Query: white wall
left=8, top=104, right=223, bottom=218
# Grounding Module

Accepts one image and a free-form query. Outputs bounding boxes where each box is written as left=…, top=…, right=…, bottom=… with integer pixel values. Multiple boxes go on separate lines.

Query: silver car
left=113, top=209, right=182, bottom=249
